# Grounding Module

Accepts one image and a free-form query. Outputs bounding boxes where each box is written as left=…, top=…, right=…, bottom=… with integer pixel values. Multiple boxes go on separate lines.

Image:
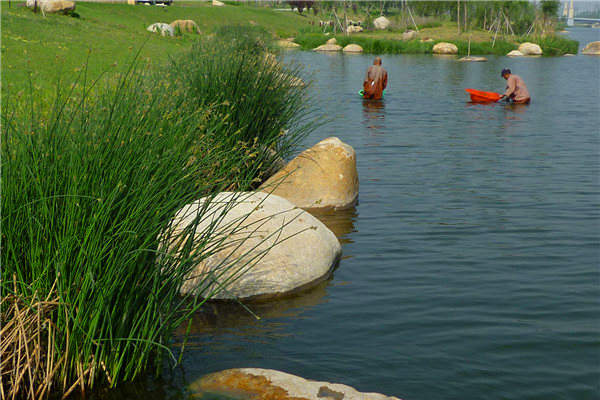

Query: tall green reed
left=1, top=26, right=312, bottom=398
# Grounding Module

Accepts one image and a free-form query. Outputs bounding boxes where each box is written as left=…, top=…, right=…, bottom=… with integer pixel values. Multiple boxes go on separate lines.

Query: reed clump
left=1, top=26, right=310, bottom=399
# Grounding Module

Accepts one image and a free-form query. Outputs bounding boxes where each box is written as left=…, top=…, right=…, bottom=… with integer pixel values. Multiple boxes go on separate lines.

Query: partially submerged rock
left=166, top=192, right=341, bottom=300
left=432, top=42, right=458, bottom=55
left=374, top=16, right=391, bottom=30
left=26, top=0, right=75, bottom=14
left=191, top=368, right=402, bottom=400
left=458, top=56, right=487, bottom=62
left=260, top=137, right=359, bottom=211
left=170, top=19, right=200, bottom=34
left=314, top=44, right=342, bottom=52
left=343, top=44, right=363, bottom=53
left=582, top=41, right=600, bottom=55
left=147, top=23, right=174, bottom=37
left=518, top=42, right=543, bottom=56
left=507, top=50, right=524, bottom=57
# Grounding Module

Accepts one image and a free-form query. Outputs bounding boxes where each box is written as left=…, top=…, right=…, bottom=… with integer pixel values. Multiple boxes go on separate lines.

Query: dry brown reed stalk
left=1, top=277, right=60, bottom=400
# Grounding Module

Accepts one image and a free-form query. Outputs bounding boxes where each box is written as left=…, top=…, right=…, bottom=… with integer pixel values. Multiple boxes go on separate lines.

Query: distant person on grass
left=499, top=68, right=531, bottom=104
left=363, top=57, right=388, bottom=100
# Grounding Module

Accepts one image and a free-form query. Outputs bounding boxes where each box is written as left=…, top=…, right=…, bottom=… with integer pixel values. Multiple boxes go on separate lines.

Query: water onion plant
left=1, top=27, right=311, bottom=399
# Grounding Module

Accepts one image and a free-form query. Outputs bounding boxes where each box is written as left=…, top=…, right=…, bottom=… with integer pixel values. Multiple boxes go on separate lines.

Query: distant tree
left=541, top=0, right=560, bottom=18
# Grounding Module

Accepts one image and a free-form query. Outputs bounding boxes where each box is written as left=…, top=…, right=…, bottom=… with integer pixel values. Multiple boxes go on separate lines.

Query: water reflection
left=309, top=207, right=358, bottom=245
left=361, top=99, right=385, bottom=132
left=174, top=279, right=331, bottom=349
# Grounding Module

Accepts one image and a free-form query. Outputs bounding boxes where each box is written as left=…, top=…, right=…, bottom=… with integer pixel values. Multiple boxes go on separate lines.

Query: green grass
left=1, top=26, right=311, bottom=398
left=1, top=1, right=316, bottom=96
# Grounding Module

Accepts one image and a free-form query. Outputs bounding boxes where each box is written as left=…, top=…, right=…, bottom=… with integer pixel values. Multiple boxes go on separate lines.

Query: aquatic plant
left=0, top=27, right=310, bottom=398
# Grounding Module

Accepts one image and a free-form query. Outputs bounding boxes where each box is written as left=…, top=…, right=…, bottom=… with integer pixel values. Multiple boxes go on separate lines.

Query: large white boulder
left=147, top=23, right=175, bottom=37
left=26, top=0, right=75, bottom=13
left=518, top=42, right=543, bottom=56
left=164, top=192, right=341, bottom=300
left=432, top=42, right=458, bottom=54
left=582, top=41, right=600, bottom=55
left=314, top=44, right=342, bottom=52
left=260, top=137, right=359, bottom=210
left=191, top=369, right=402, bottom=400
left=212, top=0, right=225, bottom=6
left=343, top=44, right=363, bottom=53
left=373, top=16, right=391, bottom=30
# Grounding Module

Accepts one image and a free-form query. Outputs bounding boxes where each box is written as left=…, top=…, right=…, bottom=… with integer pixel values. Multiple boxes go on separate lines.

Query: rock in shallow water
left=165, top=192, right=341, bottom=300
left=191, top=368, right=402, bottom=400
left=582, top=41, right=600, bottom=55
left=260, top=137, right=359, bottom=211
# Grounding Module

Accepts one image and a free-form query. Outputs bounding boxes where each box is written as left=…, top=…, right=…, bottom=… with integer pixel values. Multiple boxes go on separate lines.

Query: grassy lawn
left=2, top=1, right=315, bottom=95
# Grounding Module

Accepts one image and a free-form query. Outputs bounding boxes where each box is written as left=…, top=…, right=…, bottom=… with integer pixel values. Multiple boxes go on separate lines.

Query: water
left=104, top=28, right=600, bottom=399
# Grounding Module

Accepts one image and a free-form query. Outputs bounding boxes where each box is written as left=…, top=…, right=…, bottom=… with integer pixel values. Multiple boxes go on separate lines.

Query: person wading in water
left=499, top=68, right=531, bottom=104
left=363, top=57, right=388, bottom=100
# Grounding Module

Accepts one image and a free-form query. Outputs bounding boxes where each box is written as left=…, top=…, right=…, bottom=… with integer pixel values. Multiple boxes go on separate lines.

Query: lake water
left=102, top=28, right=600, bottom=399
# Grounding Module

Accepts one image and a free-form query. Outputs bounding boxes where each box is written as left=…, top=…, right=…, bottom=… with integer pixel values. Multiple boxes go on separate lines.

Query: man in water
left=499, top=68, right=530, bottom=104
left=363, top=57, right=388, bottom=100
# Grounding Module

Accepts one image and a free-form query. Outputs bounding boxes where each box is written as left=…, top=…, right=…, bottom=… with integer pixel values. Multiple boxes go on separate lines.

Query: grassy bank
left=295, top=30, right=578, bottom=56
left=1, top=26, right=311, bottom=398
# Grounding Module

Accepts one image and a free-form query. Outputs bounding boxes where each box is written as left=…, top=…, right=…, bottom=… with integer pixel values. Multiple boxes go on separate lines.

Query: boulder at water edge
left=432, top=42, right=458, bottom=55
left=147, top=23, right=175, bottom=37
left=276, top=40, right=301, bottom=49
left=507, top=50, right=524, bottom=57
left=402, top=30, right=417, bottom=40
left=259, top=137, right=359, bottom=210
left=582, top=41, right=600, bottom=55
left=26, top=0, right=75, bottom=13
left=518, top=42, right=543, bottom=56
left=170, top=19, right=200, bottom=34
left=191, top=369, right=402, bottom=400
left=343, top=44, right=363, bottom=53
left=326, top=37, right=338, bottom=45
left=374, top=16, right=391, bottom=30
left=166, top=192, right=341, bottom=300
left=314, top=44, right=342, bottom=52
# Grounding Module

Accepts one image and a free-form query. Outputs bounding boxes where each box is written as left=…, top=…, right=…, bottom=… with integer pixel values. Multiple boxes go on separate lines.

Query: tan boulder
left=432, top=42, right=458, bottom=54
left=191, top=369, right=402, bottom=400
left=164, top=192, right=341, bottom=300
left=373, top=16, right=390, bottom=30
left=326, top=37, right=338, bottom=45
left=212, top=0, right=224, bottom=6
left=314, top=44, right=342, bottom=52
left=507, top=50, right=524, bottom=57
left=347, top=25, right=363, bottom=33
left=343, top=44, right=363, bottom=53
left=402, top=30, right=417, bottom=40
left=518, top=42, right=543, bottom=56
left=260, top=137, right=358, bottom=210
left=582, top=41, right=600, bottom=55
left=276, top=40, right=301, bottom=49
left=170, top=19, right=200, bottom=34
